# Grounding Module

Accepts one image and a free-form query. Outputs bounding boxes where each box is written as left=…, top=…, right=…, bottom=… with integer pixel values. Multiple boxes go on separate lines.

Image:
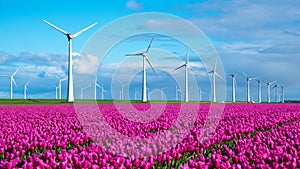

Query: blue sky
left=0, top=0, right=299, bottom=101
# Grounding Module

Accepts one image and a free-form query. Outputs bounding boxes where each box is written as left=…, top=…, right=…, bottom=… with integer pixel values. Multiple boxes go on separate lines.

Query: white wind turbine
left=227, top=71, right=240, bottom=103
left=272, top=83, right=279, bottom=103
left=55, top=86, right=59, bottom=99
left=23, top=80, right=30, bottom=99
left=281, top=85, right=285, bottom=103
left=265, top=81, right=276, bottom=103
left=208, top=59, right=224, bottom=102
left=242, top=72, right=256, bottom=103
left=9, top=69, right=18, bottom=100
left=80, top=84, right=91, bottom=100
left=255, top=79, right=262, bottom=103
left=55, top=76, right=68, bottom=100
left=126, top=36, right=155, bottom=102
left=100, top=85, right=106, bottom=100
left=119, top=82, right=127, bottom=100
left=94, top=77, right=101, bottom=100
left=174, top=48, right=200, bottom=102
left=160, top=88, right=166, bottom=101
left=175, top=85, right=181, bottom=101
left=199, top=88, right=204, bottom=102
left=43, top=20, right=97, bottom=102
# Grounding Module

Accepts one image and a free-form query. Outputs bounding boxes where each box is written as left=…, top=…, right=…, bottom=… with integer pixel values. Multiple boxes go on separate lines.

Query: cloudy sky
left=0, top=0, right=299, bottom=101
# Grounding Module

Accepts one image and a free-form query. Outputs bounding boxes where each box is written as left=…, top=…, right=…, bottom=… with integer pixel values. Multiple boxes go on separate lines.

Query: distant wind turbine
left=9, top=69, right=18, bottom=100
left=126, top=36, right=155, bottom=102
left=55, top=76, right=68, bottom=100
left=208, top=59, right=224, bottom=102
left=80, top=84, right=91, bottom=100
left=256, top=79, right=262, bottom=103
left=227, top=71, right=240, bottom=103
left=119, top=82, right=127, bottom=100
left=265, top=81, right=276, bottom=103
left=94, top=77, right=101, bottom=100
left=43, top=20, right=97, bottom=102
left=160, top=88, right=166, bottom=101
left=272, top=83, right=279, bottom=103
left=281, top=85, right=285, bottom=103
left=242, top=72, right=256, bottom=103
left=175, top=85, right=181, bottom=101
left=23, top=80, right=30, bottom=99
left=55, top=86, right=59, bottom=99
left=199, top=88, right=204, bottom=102
left=100, top=85, right=106, bottom=100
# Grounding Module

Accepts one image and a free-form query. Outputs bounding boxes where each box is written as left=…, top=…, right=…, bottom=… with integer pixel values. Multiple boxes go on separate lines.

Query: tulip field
left=0, top=103, right=300, bottom=168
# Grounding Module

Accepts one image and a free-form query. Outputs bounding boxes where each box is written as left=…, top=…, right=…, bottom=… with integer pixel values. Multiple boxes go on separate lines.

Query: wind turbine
left=272, top=83, right=279, bottom=103
left=94, top=77, right=101, bottom=100
left=281, top=85, right=285, bottom=103
left=119, top=82, right=127, bottom=100
left=23, top=81, right=30, bottom=99
left=126, top=36, right=155, bottom=102
left=227, top=71, right=240, bottom=103
left=174, top=48, right=201, bottom=102
left=55, top=76, right=68, bottom=100
left=9, top=69, right=18, bottom=100
left=242, top=72, right=256, bottom=103
left=265, top=81, right=276, bottom=103
left=134, top=89, right=139, bottom=100
left=100, top=85, right=106, bottom=100
left=55, top=86, right=59, bottom=99
left=256, top=79, right=262, bottom=103
left=80, top=84, right=91, bottom=100
left=43, top=20, right=97, bottom=102
left=175, top=85, right=181, bottom=101
left=207, top=58, right=224, bottom=102
left=199, top=88, right=204, bottom=102
left=160, top=88, right=166, bottom=101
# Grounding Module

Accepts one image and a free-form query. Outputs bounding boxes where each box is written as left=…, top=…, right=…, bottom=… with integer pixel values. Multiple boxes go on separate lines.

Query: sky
left=0, top=0, right=299, bottom=101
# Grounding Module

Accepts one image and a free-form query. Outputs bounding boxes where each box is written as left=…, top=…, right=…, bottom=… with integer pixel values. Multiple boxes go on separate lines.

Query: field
left=0, top=103, right=300, bottom=168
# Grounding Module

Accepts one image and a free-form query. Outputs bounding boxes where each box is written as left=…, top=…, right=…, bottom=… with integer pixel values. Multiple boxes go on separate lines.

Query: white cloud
left=75, top=54, right=99, bottom=75
left=126, top=0, right=143, bottom=10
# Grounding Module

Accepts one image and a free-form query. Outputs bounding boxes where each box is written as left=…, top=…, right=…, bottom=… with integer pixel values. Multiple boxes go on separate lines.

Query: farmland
left=0, top=103, right=300, bottom=168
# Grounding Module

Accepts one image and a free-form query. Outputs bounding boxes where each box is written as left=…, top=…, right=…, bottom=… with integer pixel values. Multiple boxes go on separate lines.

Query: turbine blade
left=145, top=36, right=154, bottom=53
left=146, top=57, right=156, bottom=73
left=242, top=71, right=248, bottom=77
left=215, top=72, right=225, bottom=81
left=12, top=77, right=17, bottom=87
left=173, top=64, right=185, bottom=71
left=186, top=47, right=190, bottom=64
left=26, top=80, right=31, bottom=86
left=12, top=69, right=18, bottom=76
left=43, top=20, right=68, bottom=35
left=190, top=67, right=201, bottom=77
left=72, top=22, right=98, bottom=38
left=214, top=58, right=217, bottom=71
left=126, top=53, right=143, bottom=56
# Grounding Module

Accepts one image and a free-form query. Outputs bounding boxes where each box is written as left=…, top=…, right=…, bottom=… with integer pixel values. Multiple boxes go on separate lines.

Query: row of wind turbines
left=0, top=20, right=285, bottom=103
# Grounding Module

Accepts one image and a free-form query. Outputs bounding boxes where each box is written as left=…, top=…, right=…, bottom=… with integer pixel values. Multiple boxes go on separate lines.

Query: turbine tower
left=266, top=81, right=276, bottom=103
left=160, top=88, right=165, bottom=101
left=23, top=80, right=30, bottom=99
left=199, top=88, right=204, bottom=102
left=208, top=59, right=224, bottom=102
left=126, top=36, right=155, bottom=102
left=242, top=72, right=256, bottom=103
left=43, top=20, right=97, bottom=102
left=80, top=84, right=91, bottom=100
left=10, top=69, right=18, bottom=100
